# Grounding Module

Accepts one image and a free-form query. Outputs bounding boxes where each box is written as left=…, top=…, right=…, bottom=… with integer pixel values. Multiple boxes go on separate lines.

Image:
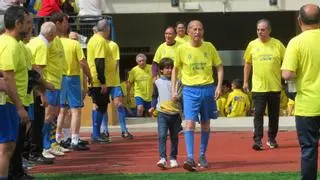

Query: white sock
left=56, top=133, right=62, bottom=143
left=72, top=134, right=79, bottom=145
left=63, top=128, right=71, bottom=141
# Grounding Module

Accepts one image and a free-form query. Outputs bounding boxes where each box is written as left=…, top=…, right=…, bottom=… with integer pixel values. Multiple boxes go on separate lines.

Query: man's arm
left=80, top=59, right=92, bottom=85
left=215, top=64, right=224, bottom=100
left=243, top=62, right=252, bottom=92
left=95, top=58, right=107, bottom=94
left=171, top=67, right=179, bottom=102
left=282, top=70, right=296, bottom=80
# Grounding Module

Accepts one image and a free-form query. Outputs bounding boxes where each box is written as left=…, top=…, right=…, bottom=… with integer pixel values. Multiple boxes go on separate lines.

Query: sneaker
left=101, top=132, right=111, bottom=142
left=78, top=138, right=89, bottom=145
left=29, top=154, right=54, bottom=164
left=52, top=144, right=70, bottom=153
left=91, top=137, right=110, bottom=144
left=156, top=158, right=167, bottom=169
left=170, top=159, right=179, bottom=168
left=49, top=147, right=65, bottom=156
left=183, top=158, right=196, bottom=172
left=252, top=142, right=263, bottom=151
left=198, top=156, right=208, bottom=168
left=266, top=140, right=279, bottom=149
left=42, top=149, right=56, bottom=159
left=71, top=143, right=90, bottom=151
left=122, top=131, right=133, bottom=139
left=22, top=158, right=35, bottom=170
left=60, top=138, right=71, bottom=149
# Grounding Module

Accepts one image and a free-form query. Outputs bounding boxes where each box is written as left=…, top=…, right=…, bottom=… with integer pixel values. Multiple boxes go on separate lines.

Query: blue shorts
left=135, top=96, right=151, bottom=110
left=183, top=84, right=217, bottom=122
left=28, top=103, right=35, bottom=121
left=0, top=103, right=19, bottom=143
left=108, top=86, right=123, bottom=99
left=45, top=89, right=60, bottom=106
left=60, top=76, right=83, bottom=108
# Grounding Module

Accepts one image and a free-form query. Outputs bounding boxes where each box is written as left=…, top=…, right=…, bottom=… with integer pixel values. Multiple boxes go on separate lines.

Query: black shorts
left=88, top=87, right=110, bottom=112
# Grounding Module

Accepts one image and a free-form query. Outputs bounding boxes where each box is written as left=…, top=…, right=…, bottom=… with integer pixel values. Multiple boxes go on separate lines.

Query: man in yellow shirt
left=87, top=19, right=111, bottom=143
left=101, top=36, right=134, bottom=139
left=0, top=6, right=30, bottom=179
left=225, top=79, right=250, bottom=117
left=128, top=53, right=153, bottom=117
left=243, top=19, right=285, bottom=151
left=175, top=21, right=190, bottom=44
left=281, top=4, right=320, bottom=180
left=172, top=20, right=223, bottom=171
left=152, top=26, right=181, bottom=79
left=56, top=28, right=92, bottom=150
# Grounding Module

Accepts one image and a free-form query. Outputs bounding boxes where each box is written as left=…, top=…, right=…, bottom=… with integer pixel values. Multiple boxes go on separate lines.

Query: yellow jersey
left=20, top=42, right=34, bottom=106
left=225, top=89, right=250, bottom=117
left=175, top=41, right=222, bottom=86
left=281, top=29, right=320, bottom=116
left=216, top=96, right=227, bottom=117
left=0, top=34, right=28, bottom=103
left=153, top=41, right=182, bottom=63
left=60, top=37, right=85, bottom=76
left=244, top=38, right=285, bottom=92
left=128, top=65, right=153, bottom=102
left=287, top=98, right=295, bottom=116
left=87, top=34, right=113, bottom=87
left=279, top=88, right=288, bottom=116
left=106, top=40, right=120, bottom=87
left=175, top=35, right=190, bottom=44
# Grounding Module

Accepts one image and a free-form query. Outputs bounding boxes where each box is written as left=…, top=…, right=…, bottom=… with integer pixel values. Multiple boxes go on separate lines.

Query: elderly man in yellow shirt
left=282, top=4, right=320, bottom=180
left=243, top=18, right=285, bottom=151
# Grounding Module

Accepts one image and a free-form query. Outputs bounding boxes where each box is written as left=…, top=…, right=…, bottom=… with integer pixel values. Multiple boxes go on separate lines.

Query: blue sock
left=42, top=122, right=51, bottom=149
left=117, top=106, right=127, bottom=132
left=0, top=177, right=8, bottom=180
left=200, top=131, right=210, bottom=157
left=92, top=110, right=99, bottom=139
left=101, top=113, right=109, bottom=133
left=184, top=130, right=194, bottom=160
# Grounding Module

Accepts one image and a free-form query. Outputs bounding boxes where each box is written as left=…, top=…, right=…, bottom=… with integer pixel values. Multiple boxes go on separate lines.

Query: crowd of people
left=0, top=1, right=320, bottom=180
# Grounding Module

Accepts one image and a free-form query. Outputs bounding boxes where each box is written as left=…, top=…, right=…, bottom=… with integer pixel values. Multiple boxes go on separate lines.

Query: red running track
left=30, top=131, right=305, bottom=174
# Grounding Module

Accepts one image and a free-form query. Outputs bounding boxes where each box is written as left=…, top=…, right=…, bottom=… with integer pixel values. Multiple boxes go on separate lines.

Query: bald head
left=299, top=4, right=320, bottom=25
left=188, top=20, right=203, bottom=30
left=69, top=32, right=78, bottom=40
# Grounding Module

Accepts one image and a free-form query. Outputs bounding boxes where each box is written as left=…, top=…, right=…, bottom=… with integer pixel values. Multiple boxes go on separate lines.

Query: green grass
left=34, top=172, right=306, bottom=180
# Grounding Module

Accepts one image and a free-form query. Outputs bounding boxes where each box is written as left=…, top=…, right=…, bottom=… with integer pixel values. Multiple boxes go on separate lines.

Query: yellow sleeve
left=243, top=42, right=253, bottom=63
left=112, top=43, right=120, bottom=61
left=279, top=41, right=286, bottom=62
left=1, top=45, right=16, bottom=71
left=210, top=43, right=222, bottom=67
left=281, top=39, right=298, bottom=72
left=33, top=45, right=48, bottom=66
left=128, top=69, right=135, bottom=83
left=153, top=45, right=162, bottom=63
left=75, top=41, right=85, bottom=62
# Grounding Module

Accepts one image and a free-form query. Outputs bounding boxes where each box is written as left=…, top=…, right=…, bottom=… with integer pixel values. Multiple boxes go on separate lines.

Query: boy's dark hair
left=50, top=12, right=68, bottom=24
left=232, top=79, right=243, bottom=89
left=159, top=58, right=174, bottom=73
left=4, top=6, right=29, bottom=30
left=222, top=80, right=231, bottom=89
left=175, top=21, right=186, bottom=28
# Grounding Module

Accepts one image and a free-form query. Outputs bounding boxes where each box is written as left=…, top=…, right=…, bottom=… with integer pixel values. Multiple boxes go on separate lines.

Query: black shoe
left=266, top=140, right=279, bottom=149
left=183, top=158, right=196, bottom=172
left=91, top=137, right=110, bottom=144
left=29, top=154, right=54, bottom=164
left=78, top=138, right=89, bottom=146
left=122, top=131, right=133, bottom=139
left=60, top=138, right=71, bottom=149
left=252, top=142, right=263, bottom=151
left=71, top=143, right=90, bottom=151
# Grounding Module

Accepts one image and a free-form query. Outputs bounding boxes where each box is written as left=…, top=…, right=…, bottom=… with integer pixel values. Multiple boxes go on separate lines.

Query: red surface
left=30, top=131, right=304, bottom=174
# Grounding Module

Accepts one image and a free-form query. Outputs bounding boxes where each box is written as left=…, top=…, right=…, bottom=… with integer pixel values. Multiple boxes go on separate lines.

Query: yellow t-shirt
left=20, top=42, right=34, bottom=106
left=216, top=96, right=227, bottom=117
left=27, top=36, right=48, bottom=66
left=244, top=38, right=285, bottom=92
left=87, top=34, right=112, bottom=87
left=175, top=41, right=222, bottom=86
left=153, top=41, right=182, bottom=63
left=287, top=98, right=295, bottom=116
left=106, top=40, right=120, bottom=87
left=279, top=88, right=288, bottom=116
left=120, top=81, right=136, bottom=108
left=60, top=37, right=85, bottom=76
left=128, top=65, right=153, bottom=102
left=0, top=34, right=28, bottom=103
left=281, top=29, right=320, bottom=116
left=225, top=89, right=250, bottom=117
left=175, top=35, right=190, bottom=44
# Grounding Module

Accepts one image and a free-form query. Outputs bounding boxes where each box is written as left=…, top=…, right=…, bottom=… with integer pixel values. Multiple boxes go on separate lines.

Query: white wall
left=101, top=0, right=320, bottom=14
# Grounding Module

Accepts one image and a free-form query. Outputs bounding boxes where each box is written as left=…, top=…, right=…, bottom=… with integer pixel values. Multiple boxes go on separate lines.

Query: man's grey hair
left=136, top=53, right=147, bottom=62
left=96, top=19, right=109, bottom=32
left=40, top=21, right=56, bottom=36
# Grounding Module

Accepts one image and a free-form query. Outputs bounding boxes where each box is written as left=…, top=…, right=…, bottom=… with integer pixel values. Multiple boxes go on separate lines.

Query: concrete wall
left=101, top=0, right=320, bottom=14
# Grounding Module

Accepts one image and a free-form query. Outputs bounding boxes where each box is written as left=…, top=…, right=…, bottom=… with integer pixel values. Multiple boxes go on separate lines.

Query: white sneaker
left=170, top=159, right=179, bottom=168
left=156, top=158, right=167, bottom=169
left=54, top=144, right=70, bottom=153
left=42, top=149, right=55, bottom=159
left=49, top=147, right=65, bottom=156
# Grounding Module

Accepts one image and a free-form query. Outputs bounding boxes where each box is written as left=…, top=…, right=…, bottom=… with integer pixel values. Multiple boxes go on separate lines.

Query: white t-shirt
left=77, top=0, right=102, bottom=16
